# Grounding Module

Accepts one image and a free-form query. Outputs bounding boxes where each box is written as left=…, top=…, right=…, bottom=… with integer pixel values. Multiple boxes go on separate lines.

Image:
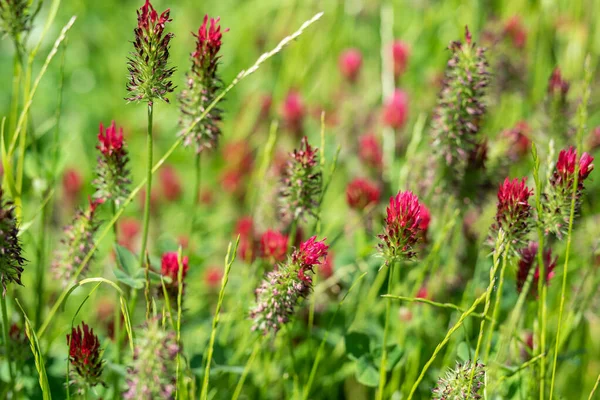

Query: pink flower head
left=517, top=242, right=556, bottom=298
left=555, top=146, right=594, bottom=184
left=205, top=266, right=223, bottom=289
left=378, top=191, right=426, bottom=261
left=346, top=178, right=381, bottom=211
left=293, top=236, right=329, bottom=283
left=192, top=15, right=226, bottom=67
left=281, top=90, right=305, bottom=135
left=67, top=322, right=104, bottom=387
left=63, top=168, right=83, bottom=202
left=161, top=252, right=189, bottom=285
left=504, top=16, right=527, bottom=49
left=382, top=89, right=409, bottom=130
left=548, top=67, right=569, bottom=96
left=159, top=165, right=182, bottom=202
left=391, top=40, right=410, bottom=78
left=493, top=177, right=532, bottom=243
left=339, top=48, right=363, bottom=83
left=260, top=230, right=289, bottom=262
left=358, top=133, right=383, bottom=170
left=98, top=121, right=124, bottom=156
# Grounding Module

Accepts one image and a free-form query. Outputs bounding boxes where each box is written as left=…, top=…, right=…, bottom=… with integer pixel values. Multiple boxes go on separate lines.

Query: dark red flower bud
left=491, top=177, right=532, bottom=246
left=503, top=16, right=527, bottom=49
left=339, top=48, right=362, bottom=83
left=346, top=178, right=381, bottom=211
left=67, top=322, right=104, bottom=389
left=548, top=67, right=569, bottom=96
left=382, top=89, right=409, bottom=130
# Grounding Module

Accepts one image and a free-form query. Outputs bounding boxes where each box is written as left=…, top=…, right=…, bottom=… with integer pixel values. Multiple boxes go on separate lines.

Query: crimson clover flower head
left=250, top=236, right=328, bottom=335
left=391, top=40, right=410, bottom=78
left=179, top=15, right=227, bottom=153
left=382, top=89, right=409, bottom=130
left=432, top=360, right=486, bottom=400
left=543, top=147, right=594, bottom=238
left=126, top=0, right=175, bottom=104
left=346, top=178, right=381, bottom=212
left=260, top=230, right=288, bottom=263
left=279, top=136, right=322, bottom=221
left=161, top=252, right=189, bottom=283
left=491, top=177, right=532, bottom=246
left=432, top=26, right=489, bottom=190
left=548, top=67, right=569, bottom=96
left=93, top=121, right=131, bottom=207
left=52, top=198, right=103, bottom=285
left=125, top=318, right=179, bottom=400
left=516, top=242, right=556, bottom=298
left=339, top=48, right=363, bottom=83
left=358, top=133, right=383, bottom=170
left=503, top=16, right=527, bottom=49
left=0, top=189, right=26, bottom=296
left=67, top=322, right=104, bottom=390
left=378, top=191, right=426, bottom=262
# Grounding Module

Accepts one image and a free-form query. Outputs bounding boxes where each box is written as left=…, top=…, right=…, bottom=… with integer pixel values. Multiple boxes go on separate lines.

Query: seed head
left=432, top=360, right=486, bottom=399
left=0, top=189, right=26, bottom=296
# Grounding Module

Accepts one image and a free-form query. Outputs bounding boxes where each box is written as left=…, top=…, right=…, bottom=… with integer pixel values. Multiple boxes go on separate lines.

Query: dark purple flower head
left=0, top=189, right=26, bottom=296
left=378, top=191, right=427, bottom=262
left=548, top=68, right=569, bottom=96
left=67, top=322, right=104, bottom=389
left=126, top=0, right=175, bottom=104
left=491, top=177, right=532, bottom=246
left=94, top=121, right=131, bottom=207
left=517, top=242, right=556, bottom=298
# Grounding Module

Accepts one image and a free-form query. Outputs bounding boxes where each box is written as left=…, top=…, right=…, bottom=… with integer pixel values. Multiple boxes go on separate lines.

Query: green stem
left=483, top=243, right=511, bottom=362
left=232, top=340, right=260, bottom=400
left=190, top=153, right=201, bottom=238
left=377, top=262, right=394, bottom=400
left=1, top=295, right=15, bottom=393
left=589, top=373, right=600, bottom=400
left=139, top=103, right=154, bottom=270
left=15, top=58, right=33, bottom=220
left=111, top=201, right=122, bottom=400
left=34, top=201, right=49, bottom=329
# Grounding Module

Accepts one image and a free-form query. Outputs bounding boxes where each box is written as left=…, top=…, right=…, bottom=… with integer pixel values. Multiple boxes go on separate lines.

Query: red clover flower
left=93, top=121, right=131, bottom=207
left=67, top=322, right=105, bottom=391
left=346, top=178, right=381, bottom=212
left=490, top=177, right=532, bottom=248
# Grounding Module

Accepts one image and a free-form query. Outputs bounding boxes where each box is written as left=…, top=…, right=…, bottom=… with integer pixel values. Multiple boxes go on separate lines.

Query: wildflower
left=490, top=177, right=532, bottom=247
left=125, top=319, right=179, bottom=399
left=543, top=147, right=594, bottom=237
left=160, top=252, right=189, bottom=298
left=118, top=217, right=141, bottom=251
left=235, top=216, right=257, bottom=263
left=516, top=242, right=556, bottom=297
left=53, top=198, right=103, bottom=285
left=0, top=189, right=26, bottom=295
left=126, top=0, right=175, bottom=104
left=159, top=165, right=182, bottom=202
left=503, top=16, right=527, bottom=49
left=67, top=322, right=105, bottom=390
left=358, top=133, right=383, bottom=170
left=250, top=236, right=328, bottom=335
left=378, top=191, right=427, bottom=262
left=432, top=27, right=489, bottom=187
left=281, top=90, right=305, bottom=136
left=0, top=0, right=38, bottom=40
left=346, top=178, right=381, bottom=211
left=339, top=48, right=362, bottom=83
left=502, top=121, right=531, bottom=161
left=382, top=89, right=409, bottom=130
left=260, top=230, right=289, bottom=263
left=391, top=40, right=410, bottom=78
left=93, top=121, right=131, bottom=207
left=179, top=15, right=226, bottom=152
left=548, top=67, right=569, bottom=96
left=63, top=168, right=83, bottom=204
left=432, top=361, right=486, bottom=399
left=204, top=266, right=223, bottom=289
left=279, top=136, right=322, bottom=221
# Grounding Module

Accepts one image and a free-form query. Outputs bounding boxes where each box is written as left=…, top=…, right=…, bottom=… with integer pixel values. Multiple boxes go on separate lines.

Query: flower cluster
left=160, top=252, right=189, bottom=299
left=516, top=242, right=556, bottom=298
left=126, top=0, right=175, bottom=104
left=250, top=236, right=328, bottom=335
left=0, top=0, right=38, bottom=40
left=432, top=27, right=489, bottom=189
left=93, top=121, right=131, bottom=207
left=543, top=147, right=594, bottom=238
left=346, top=178, right=381, bottom=212
left=125, top=319, right=180, bottom=399
left=432, top=361, right=486, bottom=400
left=279, top=137, right=322, bottom=221
left=490, top=177, right=532, bottom=248
left=0, top=189, right=26, bottom=296
left=259, top=230, right=288, bottom=263
left=52, top=198, right=103, bottom=285
left=179, top=15, right=226, bottom=152
left=378, top=191, right=427, bottom=262
left=67, top=322, right=105, bottom=391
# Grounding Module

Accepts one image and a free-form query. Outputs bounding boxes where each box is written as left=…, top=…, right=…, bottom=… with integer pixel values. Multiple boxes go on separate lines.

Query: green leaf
left=355, top=355, right=379, bottom=387
left=114, top=244, right=139, bottom=276
left=114, top=268, right=144, bottom=289
left=345, top=331, right=371, bottom=360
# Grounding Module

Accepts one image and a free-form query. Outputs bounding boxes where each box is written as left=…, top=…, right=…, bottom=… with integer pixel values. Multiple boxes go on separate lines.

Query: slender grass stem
left=111, top=201, right=122, bottom=399
left=139, top=103, right=154, bottom=272
left=232, top=340, right=261, bottom=400
left=176, top=249, right=185, bottom=396
left=377, top=262, right=394, bottom=400
left=589, top=373, right=600, bottom=400
left=1, top=294, right=15, bottom=393
left=190, top=153, right=201, bottom=238
left=407, top=291, right=487, bottom=400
